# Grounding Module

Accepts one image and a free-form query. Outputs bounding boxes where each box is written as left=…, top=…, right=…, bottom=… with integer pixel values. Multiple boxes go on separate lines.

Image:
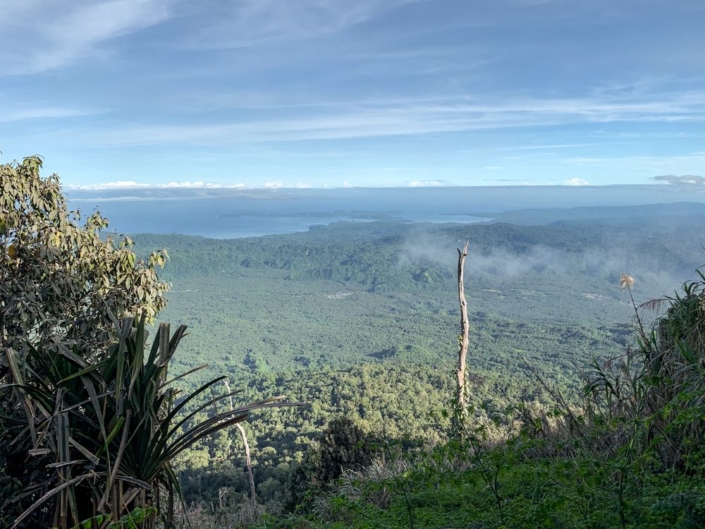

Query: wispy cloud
left=89, top=90, right=705, bottom=146
left=182, top=0, right=422, bottom=49
left=497, top=143, right=602, bottom=151
left=0, top=106, right=106, bottom=122
left=0, top=0, right=172, bottom=74
left=2, top=0, right=704, bottom=188
left=566, top=152, right=705, bottom=167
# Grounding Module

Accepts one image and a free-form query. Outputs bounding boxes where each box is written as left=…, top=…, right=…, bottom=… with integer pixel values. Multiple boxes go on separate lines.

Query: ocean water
left=65, top=185, right=704, bottom=239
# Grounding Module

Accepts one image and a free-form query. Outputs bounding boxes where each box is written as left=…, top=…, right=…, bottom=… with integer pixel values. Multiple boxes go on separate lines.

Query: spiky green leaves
left=4, top=317, right=299, bottom=528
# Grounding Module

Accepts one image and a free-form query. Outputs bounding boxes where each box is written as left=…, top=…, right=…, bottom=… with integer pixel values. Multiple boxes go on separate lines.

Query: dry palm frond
left=640, top=297, right=668, bottom=312
left=620, top=273, right=635, bottom=291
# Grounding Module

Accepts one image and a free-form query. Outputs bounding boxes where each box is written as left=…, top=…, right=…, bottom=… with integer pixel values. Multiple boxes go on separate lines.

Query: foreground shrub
left=2, top=317, right=294, bottom=528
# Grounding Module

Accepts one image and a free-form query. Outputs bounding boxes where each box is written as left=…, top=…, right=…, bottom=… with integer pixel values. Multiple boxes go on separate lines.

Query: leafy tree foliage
left=0, top=155, right=170, bottom=360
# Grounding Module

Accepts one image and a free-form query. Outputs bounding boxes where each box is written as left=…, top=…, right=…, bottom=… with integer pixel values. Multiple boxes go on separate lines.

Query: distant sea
left=66, top=185, right=704, bottom=239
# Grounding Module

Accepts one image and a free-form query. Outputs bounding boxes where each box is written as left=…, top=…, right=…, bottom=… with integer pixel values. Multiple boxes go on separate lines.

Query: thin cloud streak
left=566, top=153, right=705, bottom=166
left=91, top=91, right=705, bottom=146
left=0, top=106, right=107, bottom=123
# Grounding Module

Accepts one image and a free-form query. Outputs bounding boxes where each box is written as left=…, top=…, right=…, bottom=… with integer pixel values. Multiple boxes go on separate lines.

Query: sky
left=1, top=0, right=704, bottom=189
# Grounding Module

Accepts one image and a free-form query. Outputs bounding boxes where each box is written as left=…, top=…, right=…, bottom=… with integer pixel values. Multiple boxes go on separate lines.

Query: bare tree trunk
left=236, top=423, right=257, bottom=508
left=456, top=241, right=470, bottom=413
left=223, top=380, right=257, bottom=508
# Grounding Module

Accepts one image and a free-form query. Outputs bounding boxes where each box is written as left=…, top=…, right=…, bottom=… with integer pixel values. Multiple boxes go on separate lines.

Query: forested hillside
left=128, top=212, right=705, bottom=517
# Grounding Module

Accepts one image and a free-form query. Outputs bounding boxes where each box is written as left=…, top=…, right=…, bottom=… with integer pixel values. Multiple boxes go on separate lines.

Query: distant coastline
left=66, top=186, right=705, bottom=239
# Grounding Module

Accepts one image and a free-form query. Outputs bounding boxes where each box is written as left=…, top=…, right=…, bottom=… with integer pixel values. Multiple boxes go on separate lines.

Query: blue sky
left=1, top=0, right=704, bottom=188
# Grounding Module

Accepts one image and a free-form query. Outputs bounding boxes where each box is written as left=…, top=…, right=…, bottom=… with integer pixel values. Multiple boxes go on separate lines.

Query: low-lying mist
left=398, top=228, right=699, bottom=298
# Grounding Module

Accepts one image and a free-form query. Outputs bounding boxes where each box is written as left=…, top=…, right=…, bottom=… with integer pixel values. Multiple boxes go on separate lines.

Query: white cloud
left=163, top=181, right=231, bottom=188
left=409, top=180, right=444, bottom=187
left=67, top=181, right=150, bottom=190
left=0, top=0, right=172, bottom=74
left=66, top=180, right=245, bottom=190
left=263, top=180, right=284, bottom=188
left=564, top=177, right=590, bottom=186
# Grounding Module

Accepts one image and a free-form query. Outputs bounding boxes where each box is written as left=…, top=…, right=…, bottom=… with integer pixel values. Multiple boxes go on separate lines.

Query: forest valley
left=3, top=156, right=705, bottom=528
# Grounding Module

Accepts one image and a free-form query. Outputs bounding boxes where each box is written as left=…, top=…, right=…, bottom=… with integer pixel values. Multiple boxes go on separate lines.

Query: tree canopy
left=0, top=155, right=170, bottom=359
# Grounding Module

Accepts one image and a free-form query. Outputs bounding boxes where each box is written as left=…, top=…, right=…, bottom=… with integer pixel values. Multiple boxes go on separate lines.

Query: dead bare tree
left=223, top=380, right=257, bottom=509
left=236, top=424, right=257, bottom=508
left=456, top=241, right=470, bottom=413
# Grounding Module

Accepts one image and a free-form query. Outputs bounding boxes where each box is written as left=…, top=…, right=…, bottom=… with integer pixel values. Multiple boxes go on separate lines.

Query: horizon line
left=64, top=182, right=686, bottom=192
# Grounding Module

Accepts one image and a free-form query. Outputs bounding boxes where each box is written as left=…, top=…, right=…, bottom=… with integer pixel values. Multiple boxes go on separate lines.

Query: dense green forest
left=127, top=212, right=705, bottom=519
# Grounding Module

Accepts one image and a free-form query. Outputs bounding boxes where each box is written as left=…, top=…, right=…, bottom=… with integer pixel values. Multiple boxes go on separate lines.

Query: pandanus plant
left=3, top=316, right=297, bottom=529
